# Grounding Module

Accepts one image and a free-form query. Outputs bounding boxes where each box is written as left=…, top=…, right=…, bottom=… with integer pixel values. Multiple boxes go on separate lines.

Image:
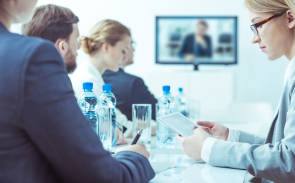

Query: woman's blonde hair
left=80, top=19, right=131, bottom=55
left=245, top=0, right=295, bottom=14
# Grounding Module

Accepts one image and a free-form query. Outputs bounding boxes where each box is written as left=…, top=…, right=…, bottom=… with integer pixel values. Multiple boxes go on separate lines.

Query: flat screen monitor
left=155, top=16, right=238, bottom=69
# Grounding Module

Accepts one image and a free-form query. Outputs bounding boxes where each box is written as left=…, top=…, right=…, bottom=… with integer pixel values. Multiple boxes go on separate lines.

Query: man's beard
left=65, top=50, right=77, bottom=74
left=66, top=62, right=77, bottom=74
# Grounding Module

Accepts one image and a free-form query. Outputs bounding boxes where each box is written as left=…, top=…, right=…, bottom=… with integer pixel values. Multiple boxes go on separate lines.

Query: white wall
left=29, top=0, right=289, bottom=110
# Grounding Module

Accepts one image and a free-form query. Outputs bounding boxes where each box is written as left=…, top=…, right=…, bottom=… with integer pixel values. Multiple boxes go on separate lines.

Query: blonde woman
left=0, top=1, right=154, bottom=182
left=179, top=0, right=295, bottom=182
left=70, top=19, right=134, bottom=140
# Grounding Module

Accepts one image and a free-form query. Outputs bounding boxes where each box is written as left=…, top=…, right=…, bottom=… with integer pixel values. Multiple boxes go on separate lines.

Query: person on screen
left=0, top=1, right=155, bottom=182
left=102, top=42, right=158, bottom=121
left=178, top=0, right=295, bottom=182
left=178, top=20, right=212, bottom=60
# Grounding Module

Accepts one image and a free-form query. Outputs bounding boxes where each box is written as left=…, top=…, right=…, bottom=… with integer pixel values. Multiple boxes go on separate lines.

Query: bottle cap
left=83, top=82, right=93, bottom=91
left=102, top=84, right=112, bottom=92
left=162, top=85, right=170, bottom=94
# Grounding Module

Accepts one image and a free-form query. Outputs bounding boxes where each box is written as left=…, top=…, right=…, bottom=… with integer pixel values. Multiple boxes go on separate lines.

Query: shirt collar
left=84, top=60, right=101, bottom=78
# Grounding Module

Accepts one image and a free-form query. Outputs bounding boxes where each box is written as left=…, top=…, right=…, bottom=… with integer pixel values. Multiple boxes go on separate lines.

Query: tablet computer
left=157, top=112, right=197, bottom=137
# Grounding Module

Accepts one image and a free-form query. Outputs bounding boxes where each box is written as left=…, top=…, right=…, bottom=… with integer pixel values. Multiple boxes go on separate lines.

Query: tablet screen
left=157, top=112, right=197, bottom=137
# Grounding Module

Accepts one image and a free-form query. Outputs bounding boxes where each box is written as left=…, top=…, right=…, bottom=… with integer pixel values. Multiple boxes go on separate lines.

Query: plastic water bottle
left=78, top=82, right=98, bottom=134
left=97, top=104, right=112, bottom=151
left=98, top=84, right=117, bottom=147
left=175, top=87, right=189, bottom=117
left=157, top=85, right=176, bottom=145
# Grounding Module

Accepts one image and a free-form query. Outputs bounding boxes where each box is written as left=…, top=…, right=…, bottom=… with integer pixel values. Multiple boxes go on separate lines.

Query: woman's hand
left=197, top=121, right=229, bottom=141
left=177, top=128, right=209, bottom=161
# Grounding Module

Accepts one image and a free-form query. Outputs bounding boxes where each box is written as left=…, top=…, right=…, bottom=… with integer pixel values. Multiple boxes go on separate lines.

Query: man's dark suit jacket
left=178, top=33, right=212, bottom=58
left=0, top=22, right=154, bottom=183
left=102, top=68, right=157, bottom=121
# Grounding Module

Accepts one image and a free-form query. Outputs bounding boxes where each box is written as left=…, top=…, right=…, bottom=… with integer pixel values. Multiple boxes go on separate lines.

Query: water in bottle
left=175, top=87, right=189, bottom=117
left=97, top=105, right=112, bottom=151
left=157, top=85, right=176, bottom=145
left=98, top=84, right=117, bottom=147
left=78, top=82, right=98, bottom=134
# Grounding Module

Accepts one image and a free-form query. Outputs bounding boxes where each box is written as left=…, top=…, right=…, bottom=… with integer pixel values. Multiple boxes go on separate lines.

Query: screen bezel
left=155, top=16, right=238, bottom=66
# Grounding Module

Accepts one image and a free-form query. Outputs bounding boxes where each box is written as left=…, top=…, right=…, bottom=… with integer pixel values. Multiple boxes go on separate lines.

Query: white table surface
left=148, top=102, right=274, bottom=182
left=148, top=144, right=247, bottom=183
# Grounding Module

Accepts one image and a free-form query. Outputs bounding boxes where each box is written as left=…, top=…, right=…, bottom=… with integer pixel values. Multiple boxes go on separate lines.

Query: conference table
left=148, top=142, right=247, bottom=183
left=148, top=103, right=274, bottom=183
left=120, top=102, right=273, bottom=182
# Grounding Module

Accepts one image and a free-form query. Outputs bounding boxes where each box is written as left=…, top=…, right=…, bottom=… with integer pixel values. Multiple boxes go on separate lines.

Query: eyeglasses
left=250, top=11, right=286, bottom=36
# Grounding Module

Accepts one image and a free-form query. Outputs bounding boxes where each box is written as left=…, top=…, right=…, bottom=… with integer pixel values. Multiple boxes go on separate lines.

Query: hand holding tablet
left=157, top=112, right=198, bottom=137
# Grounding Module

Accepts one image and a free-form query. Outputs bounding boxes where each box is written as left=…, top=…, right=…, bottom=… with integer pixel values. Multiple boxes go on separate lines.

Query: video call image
left=156, top=17, right=237, bottom=64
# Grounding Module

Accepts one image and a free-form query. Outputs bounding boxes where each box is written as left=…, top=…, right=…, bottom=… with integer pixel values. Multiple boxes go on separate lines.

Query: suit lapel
left=264, top=66, right=289, bottom=144
left=264, top=89, right=282, bottom=143
left=265, top=111, right=278, bottom=143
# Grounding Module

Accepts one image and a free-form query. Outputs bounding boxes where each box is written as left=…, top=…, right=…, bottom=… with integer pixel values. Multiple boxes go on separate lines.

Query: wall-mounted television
left=155, top=16, right=238, bottom=70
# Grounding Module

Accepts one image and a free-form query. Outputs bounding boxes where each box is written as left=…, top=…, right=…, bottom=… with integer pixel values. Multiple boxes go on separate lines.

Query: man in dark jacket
left=103, top=43, right=158, bottom=121
left=0, top=4, right=155, bottom=183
